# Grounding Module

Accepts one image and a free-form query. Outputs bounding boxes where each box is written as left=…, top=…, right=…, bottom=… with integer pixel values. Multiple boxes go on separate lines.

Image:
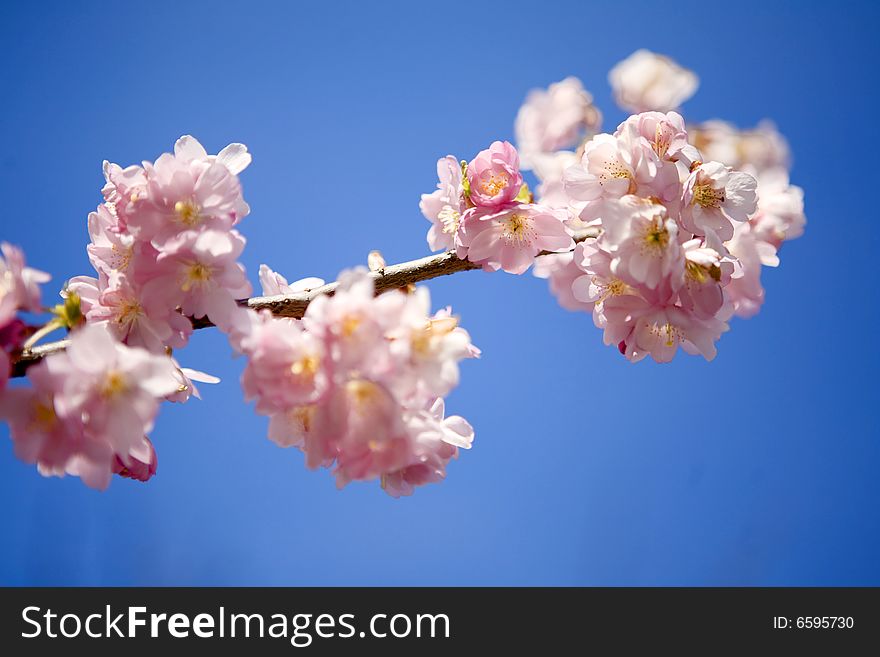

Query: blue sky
left=1, top=0, right=877, bottom=585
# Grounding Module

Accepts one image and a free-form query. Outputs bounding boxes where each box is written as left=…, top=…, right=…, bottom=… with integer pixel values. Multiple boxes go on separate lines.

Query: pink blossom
left=1, top=242, right=50, bottom=326
left=127, top=153, right=244, bottom=245
left=466, top=141, right=523, bottom=209
left=563, top=133, right=637, bottom=204
left=101, top=161, right=147, bottom=232
left=386, top=288, right=477, bottom=401
left=678, top=235, right=734, bottom=319
left=140, top=228, right=252, bottom=329
left=165, top=359, right=220, bottom=403
left=515, top=77, right=602, bottom=167
left=570, top=239, right=638, bottom=331
left=680, top=161, right=758, bottom=241
left=688, top=120, right=790, bottom=175
left=86, top=204, right=139, bottom=284
left=0, top=362, right=113, bottom=490
left=77, top=275, right=192, bottom=352
left=112, top=436, right=157, bottom=482
left=601, top=196, right=683, bottom=291
left=239, top=310, right=328, bottom=414
left=239, top=269, right=476, bottom=494
left=627, top=305, right=728, bottom=363
left=749, top=168, right=806, bottom=248
left=303, top=268, right=405, bottom=373
left=382, top=398, right=473, bottom=498
left=609, top=50, right=699, bottom=113
left=325, top=379, right=412, bottom=486
left=456, top=203, right=573, bottom=275
left=44, top=325, right=179, bottom=455
left=724, top=222, right=778, bottom=318
left=420, top=155, right=466, bottom=251
left=173, top=135, right=253, bottom=176
left=616, top=111, right=699, bottom=181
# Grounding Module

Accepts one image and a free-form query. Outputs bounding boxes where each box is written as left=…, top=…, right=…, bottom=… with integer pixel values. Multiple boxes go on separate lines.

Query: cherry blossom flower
left=386, top=288, right=476, bottom=401
left=456, top=204, right=573, bottom=275
left=680, top=161, right=758, bottom=241
left=689, top=120, right=790, bottom=175
left=86, top=204, right=139, bottom=284
left=382, top=398, right=473, bottom=498
left=165, top=359, right=220, bottom=404
left=466, top=141, right=523, bottom=209
left=421, top=155, right=466, bottom=252
left=239, top=310, right=328, bottom=414
left=564, top=133, right=638, bottom=204
left=74, top=275, right=192, bottom=352
left=112, top=436, right=158, bottom=482
left=749, top=169, right=806, bottom=248
left=101, top=161, right=147, bottom=232
left=602, top=197, right=684, bottom=291
left=678, top=235, right=734, bottom=320
left=127, top=155, right=244, bottom=245
left=609, top=49, right=699, bottom=113
left=724, top=222, right=779, bottom=318
left=140, top=228, right=252, bottom=329
left=45, top=325, right=179, bottom=455
left=515, top=76, right=602, bottom=167
left=1, top=242, right=50, bottom=325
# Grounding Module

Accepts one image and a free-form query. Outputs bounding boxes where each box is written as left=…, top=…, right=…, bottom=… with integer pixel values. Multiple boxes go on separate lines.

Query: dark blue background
left=1, top=0, right=876, bottom=584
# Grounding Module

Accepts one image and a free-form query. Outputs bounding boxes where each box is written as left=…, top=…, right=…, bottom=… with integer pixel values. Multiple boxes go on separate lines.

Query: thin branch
left=10, top=228, right=598, bottom=378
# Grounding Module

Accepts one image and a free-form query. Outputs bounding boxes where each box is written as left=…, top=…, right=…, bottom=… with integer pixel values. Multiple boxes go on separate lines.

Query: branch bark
left=10, top=229, right=598, bottom=378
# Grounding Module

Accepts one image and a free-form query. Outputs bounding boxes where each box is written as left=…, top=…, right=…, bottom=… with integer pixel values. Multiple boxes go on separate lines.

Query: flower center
left=647, top=321, right=684, bottom=348
left=341, top=314, right=361, bottom=338
left=686, top=261, right=721, bottom=284
left=100, top=370, right=129, bottom=398
left=593, top=276, right=628, bottom=304
left=109, top=244, right=133, bottom=271
left=438, top=205, right=460, bottom=234
left=30, top=400, right=57, bottom=430
left=692, top=183, right=725, bottom=208
left=181, top=262, right=211, bottom=291
left=116, top=299, right=143, bottom=325
left=411, top=316, right=458, bottom=356
left=174, top=200, right=202, bottom=227
left=502, top=213, right=532, bottom=244
left=290, top=353, right=320, bottom=380
left=640, top=217, right=670, bottom=253
left=346, top=379, right=380, bottom=409
left=479, top=172, right=509, bottom=197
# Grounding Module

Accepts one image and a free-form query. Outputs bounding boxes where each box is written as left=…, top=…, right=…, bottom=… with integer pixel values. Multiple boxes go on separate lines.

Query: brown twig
left=10, top=228, right=598, bottom=378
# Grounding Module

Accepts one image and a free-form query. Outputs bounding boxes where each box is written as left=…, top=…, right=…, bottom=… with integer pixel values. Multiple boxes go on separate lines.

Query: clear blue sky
left=1, top=0, right=877, bottom=585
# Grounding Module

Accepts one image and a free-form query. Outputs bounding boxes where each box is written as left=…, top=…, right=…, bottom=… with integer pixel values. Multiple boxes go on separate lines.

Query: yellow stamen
left=479, top=172, right=509, bottom=197
left=100, top=371, right=128, bottom=398
left=692, top=183, right=724, bottom=208
left=174, top=200, right=202, bottom=227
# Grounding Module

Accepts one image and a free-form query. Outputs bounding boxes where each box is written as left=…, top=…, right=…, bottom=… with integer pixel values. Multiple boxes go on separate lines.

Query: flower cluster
left=1, top=137, right=253, bottom=488
left=235, top=267, right=478, bottom=497
left=1, top=50, right=807, bottom=493
left=519, top=51, right=805, bottom=362
left=420, top=141, right=573, bottom=274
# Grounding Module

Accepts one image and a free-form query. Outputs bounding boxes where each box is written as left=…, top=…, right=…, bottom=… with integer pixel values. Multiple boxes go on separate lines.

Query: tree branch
left=10, top=229, right=598, bottom=378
